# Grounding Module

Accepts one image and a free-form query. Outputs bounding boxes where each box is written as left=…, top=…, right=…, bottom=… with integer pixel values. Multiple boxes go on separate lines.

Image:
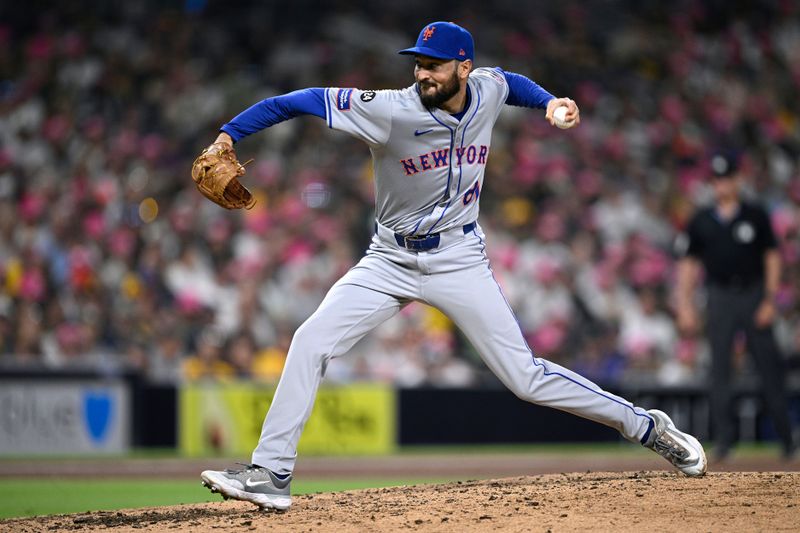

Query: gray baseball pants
left=252, top=224, right=653, bottom=473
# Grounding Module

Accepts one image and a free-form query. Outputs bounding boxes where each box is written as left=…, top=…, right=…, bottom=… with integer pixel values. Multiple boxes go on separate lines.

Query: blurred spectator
left=619, top=287, right=678, bottom=380
left=227, top=330, right=257, bottom=379
left=571, top=324, right=626, bottom=385
left=148, top=332, right=185, bottom=384
left=183, top=328, right=234, bottom=381
left=253, top=325, right=292, bottom=382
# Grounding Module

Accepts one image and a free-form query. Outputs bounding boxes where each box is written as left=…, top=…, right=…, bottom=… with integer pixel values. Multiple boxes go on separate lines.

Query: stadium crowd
left=1, top=0, right=799, bottom=388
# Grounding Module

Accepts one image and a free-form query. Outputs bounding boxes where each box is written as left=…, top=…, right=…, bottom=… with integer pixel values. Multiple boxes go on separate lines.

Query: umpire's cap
left=399, top=22, right=474, bottom=61
left=710, top=151, right=739, bottom=178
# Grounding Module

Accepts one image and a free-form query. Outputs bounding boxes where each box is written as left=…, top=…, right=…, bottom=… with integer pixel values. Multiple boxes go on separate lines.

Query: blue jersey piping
left=426, top=84, right=482, bottom=235
left=410, top=109, right=454, bottom=236
left=469, top=227, right=654, bottom=429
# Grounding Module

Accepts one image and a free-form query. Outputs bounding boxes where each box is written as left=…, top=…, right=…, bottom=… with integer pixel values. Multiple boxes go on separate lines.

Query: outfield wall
left=1, top=369, right=798, bottom=456
left=0, top=379, right=130, bottom=455
left=178, top=382, right=395, bottom=456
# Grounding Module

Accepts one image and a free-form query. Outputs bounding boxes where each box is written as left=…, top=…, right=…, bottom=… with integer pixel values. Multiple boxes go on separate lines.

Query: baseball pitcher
left=198, top=21, right=707, bottom=511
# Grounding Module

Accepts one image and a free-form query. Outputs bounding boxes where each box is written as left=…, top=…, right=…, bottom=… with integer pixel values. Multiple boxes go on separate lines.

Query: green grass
left=0, top=441, right=783, bottom=462
left=0, top=477, right=452, bottom=520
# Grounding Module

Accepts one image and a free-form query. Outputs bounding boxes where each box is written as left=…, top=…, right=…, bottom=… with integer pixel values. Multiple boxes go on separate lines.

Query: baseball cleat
left=200, top=464, right=292, bottom=510
left=643, top=409, right=707, bottom=477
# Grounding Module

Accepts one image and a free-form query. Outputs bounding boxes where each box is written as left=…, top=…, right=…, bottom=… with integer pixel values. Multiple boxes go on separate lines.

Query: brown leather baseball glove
left=191, top=142, right=256, bottom=209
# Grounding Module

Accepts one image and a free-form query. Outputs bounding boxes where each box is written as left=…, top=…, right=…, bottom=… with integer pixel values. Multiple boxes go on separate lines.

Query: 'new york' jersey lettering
left=399, top=145, right=488, bottom=176
left=324, top=67, right=509, bottom=235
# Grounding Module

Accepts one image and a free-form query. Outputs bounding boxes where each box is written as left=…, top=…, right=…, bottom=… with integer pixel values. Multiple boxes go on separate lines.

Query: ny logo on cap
left=423, top=26, right=435, bottom=41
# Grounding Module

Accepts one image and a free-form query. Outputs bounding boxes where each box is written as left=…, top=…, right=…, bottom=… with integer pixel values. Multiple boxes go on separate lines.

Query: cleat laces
left=224, top=463, right=262, bottom=475
left=654, top=434, right=690, bottom=463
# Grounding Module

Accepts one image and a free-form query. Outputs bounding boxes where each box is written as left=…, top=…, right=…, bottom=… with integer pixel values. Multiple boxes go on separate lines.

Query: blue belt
left=393, top=222, right=477, bottom=251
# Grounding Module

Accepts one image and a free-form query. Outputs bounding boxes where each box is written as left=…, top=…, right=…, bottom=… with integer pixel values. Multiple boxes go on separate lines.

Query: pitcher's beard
left=417, top=71, right=460, bottom=109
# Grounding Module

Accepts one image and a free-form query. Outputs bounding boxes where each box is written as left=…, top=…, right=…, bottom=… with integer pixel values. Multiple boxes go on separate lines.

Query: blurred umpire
left=676, top=152, right=795, bottom=460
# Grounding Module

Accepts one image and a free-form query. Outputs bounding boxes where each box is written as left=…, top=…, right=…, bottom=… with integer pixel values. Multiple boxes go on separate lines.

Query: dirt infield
left=4, top=471, right=799, bottom=532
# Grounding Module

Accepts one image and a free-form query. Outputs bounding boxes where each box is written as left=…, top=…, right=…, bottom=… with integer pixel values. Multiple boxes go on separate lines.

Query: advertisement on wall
left=180, top=383, right=396, bottom=456
left=0, top=380, right=130, bottom=455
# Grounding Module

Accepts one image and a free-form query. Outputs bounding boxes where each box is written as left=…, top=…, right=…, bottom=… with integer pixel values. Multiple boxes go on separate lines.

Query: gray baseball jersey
left=250, top=68, right=655, bottom=474
left=323, top=67, right=505, bottom=235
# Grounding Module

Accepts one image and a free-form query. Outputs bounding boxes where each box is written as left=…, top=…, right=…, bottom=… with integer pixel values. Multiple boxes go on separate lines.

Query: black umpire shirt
left=684, top=201, right=777, bottom=287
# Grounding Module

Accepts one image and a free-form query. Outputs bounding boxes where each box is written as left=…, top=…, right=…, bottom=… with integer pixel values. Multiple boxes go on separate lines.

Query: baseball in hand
left=553, top=106, right=576, bottom=129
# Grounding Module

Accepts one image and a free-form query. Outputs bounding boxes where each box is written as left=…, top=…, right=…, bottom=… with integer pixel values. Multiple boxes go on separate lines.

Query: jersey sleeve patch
left=487, top=68, right=506, bottom=85
left=472, top=67, right=506, bottom=86
left=336, top=88, right=354, bottom=111
left=325, top=87, right=394, bottom=145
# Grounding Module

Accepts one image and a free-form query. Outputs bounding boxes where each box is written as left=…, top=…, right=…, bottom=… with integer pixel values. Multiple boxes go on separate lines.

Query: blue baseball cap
left=399, top=22, right=474, bottom=61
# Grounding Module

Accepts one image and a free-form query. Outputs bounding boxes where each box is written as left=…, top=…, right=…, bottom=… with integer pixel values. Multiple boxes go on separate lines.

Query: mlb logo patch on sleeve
left=487, top=69, right=506, bottom=85
left=337, top=88, right=354, bottom=110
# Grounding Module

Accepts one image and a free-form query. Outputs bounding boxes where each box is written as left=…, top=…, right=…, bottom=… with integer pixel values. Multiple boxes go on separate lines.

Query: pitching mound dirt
left=4, top=471, right=798, bottom=532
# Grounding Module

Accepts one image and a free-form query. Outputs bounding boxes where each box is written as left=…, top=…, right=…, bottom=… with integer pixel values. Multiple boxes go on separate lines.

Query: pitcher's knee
left=287, top=319, right=335, bottom=364
left=493, top=360, right=548, bottom=402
